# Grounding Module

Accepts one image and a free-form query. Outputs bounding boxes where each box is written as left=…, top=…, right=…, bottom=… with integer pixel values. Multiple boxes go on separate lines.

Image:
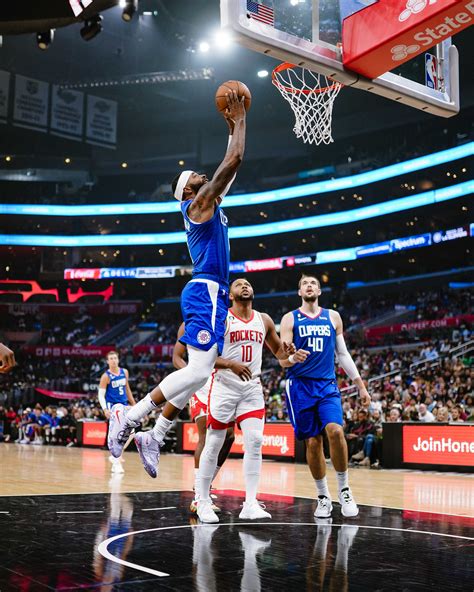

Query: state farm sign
left=403, top=425, right=474, bottom=467
left=182, top=422, right=295, bottom=458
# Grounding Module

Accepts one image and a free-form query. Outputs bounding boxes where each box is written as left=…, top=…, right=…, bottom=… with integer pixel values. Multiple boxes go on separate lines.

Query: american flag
left=247, top=0, right=275, bottom=26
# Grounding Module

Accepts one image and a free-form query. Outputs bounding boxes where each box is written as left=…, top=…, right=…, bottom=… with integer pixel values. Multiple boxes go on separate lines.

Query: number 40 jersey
left=216, top=310, right=266, bottom=388
left=287, top=308, right=336, bottom=380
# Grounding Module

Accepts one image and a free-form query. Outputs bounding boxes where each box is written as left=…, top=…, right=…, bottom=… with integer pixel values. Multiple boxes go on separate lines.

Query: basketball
left=215, top=80, right=252, bottom=113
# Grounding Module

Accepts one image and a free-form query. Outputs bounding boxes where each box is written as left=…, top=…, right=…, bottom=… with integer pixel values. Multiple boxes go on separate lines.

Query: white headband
left=174, top=170, right=193, bottom=201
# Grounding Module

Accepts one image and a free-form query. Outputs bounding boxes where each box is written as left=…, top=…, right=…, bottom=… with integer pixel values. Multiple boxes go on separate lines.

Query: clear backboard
left=221, top=0, right=460, bottom=118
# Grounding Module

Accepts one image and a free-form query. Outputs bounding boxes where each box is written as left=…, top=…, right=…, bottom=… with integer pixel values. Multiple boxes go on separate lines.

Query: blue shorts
left=285, top=377, right=343, bottom=440
left=180, top=279, right=229, bottom=354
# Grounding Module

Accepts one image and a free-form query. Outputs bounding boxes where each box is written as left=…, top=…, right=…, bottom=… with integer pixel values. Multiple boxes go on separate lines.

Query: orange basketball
left=215, top=80, right=252, bottom=113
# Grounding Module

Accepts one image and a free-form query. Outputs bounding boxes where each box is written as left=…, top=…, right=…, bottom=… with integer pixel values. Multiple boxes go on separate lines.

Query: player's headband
left=174, top=170, right=193, bottom=201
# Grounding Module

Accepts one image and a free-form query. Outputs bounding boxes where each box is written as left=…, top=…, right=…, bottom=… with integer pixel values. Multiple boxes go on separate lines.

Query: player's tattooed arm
left=278, top=313, right=309, bottom=368
left=215, top=356, right=252, bottom=381
left=124, top=369, right=136, bottom=406
left=331, top=310, right=371, bottom=407
left=173, top=323, right=188, bottom=370
left=189, top=90, right=246, bottom=221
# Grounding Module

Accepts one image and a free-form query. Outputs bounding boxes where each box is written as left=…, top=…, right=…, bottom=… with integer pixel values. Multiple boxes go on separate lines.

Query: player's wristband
left=288, top=354, right=296, bottom=364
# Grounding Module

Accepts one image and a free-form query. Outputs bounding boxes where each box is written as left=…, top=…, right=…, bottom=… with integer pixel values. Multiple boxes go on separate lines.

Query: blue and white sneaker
left=134, top=431, right=161, bottom=478
left=108, top=404, right=139, bottom=458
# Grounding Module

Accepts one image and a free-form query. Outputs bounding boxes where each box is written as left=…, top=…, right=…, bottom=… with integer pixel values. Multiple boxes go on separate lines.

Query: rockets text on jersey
left=217, top=310, right=266, bottom=386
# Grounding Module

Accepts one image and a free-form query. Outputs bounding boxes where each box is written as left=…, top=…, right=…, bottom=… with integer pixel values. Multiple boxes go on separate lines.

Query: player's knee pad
left=244, top=430, right=263, bottom=458
left=203, top=429, right=226, bottom=458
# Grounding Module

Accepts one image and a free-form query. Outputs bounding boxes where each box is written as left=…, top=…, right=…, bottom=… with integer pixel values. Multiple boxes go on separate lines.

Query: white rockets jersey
left=217, top=309, right=266, bottom=387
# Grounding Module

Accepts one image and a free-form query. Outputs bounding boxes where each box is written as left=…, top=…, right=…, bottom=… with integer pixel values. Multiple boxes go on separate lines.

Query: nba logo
left=425, top=54, right=438, bottom=90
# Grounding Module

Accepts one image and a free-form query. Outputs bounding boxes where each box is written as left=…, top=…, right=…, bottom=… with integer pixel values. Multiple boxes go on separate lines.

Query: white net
left=272, top=64, right=342, bottom=145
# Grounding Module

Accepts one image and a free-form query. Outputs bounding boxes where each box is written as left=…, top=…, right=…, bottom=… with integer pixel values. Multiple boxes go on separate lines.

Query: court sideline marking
left=97, top=521, right=474, bottom=579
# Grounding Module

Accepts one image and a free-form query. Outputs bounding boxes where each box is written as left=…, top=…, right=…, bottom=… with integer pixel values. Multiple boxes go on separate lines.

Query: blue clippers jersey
left=287, top=308, right=336, bottom=380
left=105, top=368, right=128, bottom=405
left=181, top=200, right=230, bottom=286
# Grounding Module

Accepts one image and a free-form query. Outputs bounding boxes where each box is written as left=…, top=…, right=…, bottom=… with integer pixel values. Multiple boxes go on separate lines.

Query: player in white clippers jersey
left=196, top=278, right=304, bottom=524
left=172, top=323, right=242, bottom=513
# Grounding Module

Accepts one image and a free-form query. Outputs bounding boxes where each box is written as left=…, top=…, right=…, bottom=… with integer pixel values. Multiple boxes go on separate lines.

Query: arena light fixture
left=36, top=30, right=54, bottom=50
left=257, top=70, right=269, bottom=78
left=198, top=41, right=210, bottom=53
left=122, top=0, right=138, bottom=22
left=1, top=143, right=471, bottom=217
left=214, top=30, right=232, bottom=48
left=80, top=15, right=103, bottom=42
left=0, top=181, right=471, bottom=247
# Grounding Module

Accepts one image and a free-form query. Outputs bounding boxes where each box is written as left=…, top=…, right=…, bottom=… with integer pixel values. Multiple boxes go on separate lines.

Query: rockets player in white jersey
left=173, top=323, right=242, bottom=512
left=196, top=278, right=307, bottom=523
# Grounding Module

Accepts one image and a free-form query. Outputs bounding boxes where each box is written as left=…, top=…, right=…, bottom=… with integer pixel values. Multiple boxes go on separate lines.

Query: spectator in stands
left=347, top=409, right=375, bottom=460
left=418, top=403, right=435, bottom=422
left=388, top=408, right=401, bottom=422
left=450, top=406, right=464, bottom=423
left=436, top=407, right=450, bottom=422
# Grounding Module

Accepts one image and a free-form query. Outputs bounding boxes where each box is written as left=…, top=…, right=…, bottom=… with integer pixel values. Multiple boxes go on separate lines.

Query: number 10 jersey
left=287, top=308, right=336, bottom=380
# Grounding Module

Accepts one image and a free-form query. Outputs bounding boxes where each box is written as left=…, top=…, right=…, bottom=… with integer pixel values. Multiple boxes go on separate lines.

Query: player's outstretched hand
left=0, top=343, right=16, bottom=374
left=230, top=361, right=252, bottom=381
left=359, top=386, right=371, bottom=407
left=224, top=90, right=246, bottom=126
left=293, top=349, right=310, bottom=363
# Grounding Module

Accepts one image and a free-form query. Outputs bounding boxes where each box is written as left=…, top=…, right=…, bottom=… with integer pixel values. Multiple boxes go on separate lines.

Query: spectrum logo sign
left=403, top=425, right=474, bottom=467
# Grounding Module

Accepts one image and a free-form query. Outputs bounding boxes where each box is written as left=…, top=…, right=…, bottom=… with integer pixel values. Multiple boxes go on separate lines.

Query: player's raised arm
left=278, top=312, right=309, bottom=368
left=188, top=90, right=246, bottom=222
left=124, top=369, right=136, bottom=406
left=330, top=310, right=371, bottom=407
left=173, top=323, right=188, bottom=370
left=98, top=373, right=110, bottom=419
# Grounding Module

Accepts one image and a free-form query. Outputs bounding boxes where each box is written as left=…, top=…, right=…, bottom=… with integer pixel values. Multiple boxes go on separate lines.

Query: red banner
left=25, top=346, right=116, bottom=358
left=82, top=422, right=107, bottom=447
left=182, top=421, right=295, bottom=458
left=343, top=0, right=474, bottom=79
left=403, top=425, right=474, bottom=467
left=365, top=314, right=474, bottom=339
left=36, top=388, right=87, bottom=400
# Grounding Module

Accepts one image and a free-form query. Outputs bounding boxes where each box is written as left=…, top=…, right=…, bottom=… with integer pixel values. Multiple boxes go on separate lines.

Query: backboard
left=221, top=0, right=460, bottom=117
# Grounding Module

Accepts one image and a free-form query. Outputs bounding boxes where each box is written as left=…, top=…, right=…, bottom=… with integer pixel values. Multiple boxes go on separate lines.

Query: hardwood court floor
left=1, top=444, right=473, bottom=517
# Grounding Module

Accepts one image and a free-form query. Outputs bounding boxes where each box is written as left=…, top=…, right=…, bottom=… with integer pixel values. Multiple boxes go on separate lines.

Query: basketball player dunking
left=98, top=351, right=136, bottom=473
left=197, top=278, right=305, bottom=523
left=280, top=275, right=370, bottom=518
left=108, top=91, right=247, bottom=478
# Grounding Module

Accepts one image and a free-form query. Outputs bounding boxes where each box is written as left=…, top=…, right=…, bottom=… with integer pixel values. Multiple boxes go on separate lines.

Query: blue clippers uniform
left=285, top=308, right=343, bottom=440
left=179, top=200, right=230, bottom=354
left=105, top=368, right=128, bottom=409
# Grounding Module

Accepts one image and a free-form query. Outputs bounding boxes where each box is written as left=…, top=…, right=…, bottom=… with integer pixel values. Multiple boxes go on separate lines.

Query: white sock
left=315, top=477, right=331, bottom=499
left=336, top=470, right=349, bottom=492
left=152, top=415, right=173, bottom=444
left=126, top=393, right=156, bottom=424
left=241, top=417, right=264, bottom=503
left=212, top=465, right=221, bottom=483
left=194, top=468, right=199, bottom=497
left=197, top=429, right=226, bottom=502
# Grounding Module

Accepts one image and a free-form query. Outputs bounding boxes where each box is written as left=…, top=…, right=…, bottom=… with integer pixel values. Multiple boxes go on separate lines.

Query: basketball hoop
left=272, top=63, right=343, bottom=146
